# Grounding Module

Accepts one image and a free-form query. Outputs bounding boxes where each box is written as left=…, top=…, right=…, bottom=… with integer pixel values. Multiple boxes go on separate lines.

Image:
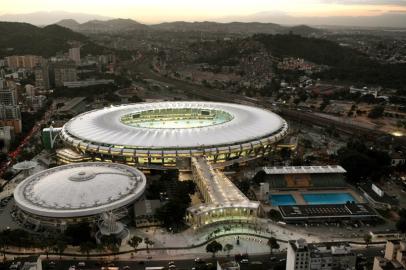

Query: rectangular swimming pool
left=270, top=194, right=296, bottom=206
left=302, top=193, right=356, bottom=205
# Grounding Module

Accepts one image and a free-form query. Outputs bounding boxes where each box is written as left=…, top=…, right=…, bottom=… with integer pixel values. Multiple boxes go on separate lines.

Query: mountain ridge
left=0, top=21, right=110, bottom=57
left=55, top=18, right=324, bottom=35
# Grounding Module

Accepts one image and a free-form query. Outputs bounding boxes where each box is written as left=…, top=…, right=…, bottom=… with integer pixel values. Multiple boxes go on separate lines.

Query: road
left=41, top=246, right=383, bottom=270
left=0, top=103, right=55, bottom=178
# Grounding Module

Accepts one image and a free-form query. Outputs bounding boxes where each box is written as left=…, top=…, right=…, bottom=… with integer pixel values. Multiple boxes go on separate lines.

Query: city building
left=186, top=157, right=260, bottom=229
left=63, top=79, right=114, bottom=88
left=287, top=239, right=356, bottom=270
left=13, top=162, right=147, bottom=231
left=57, top=101, right=288, bottom=170
left=0, top=126, right=14, bottom=152
left=0, top=109, right=21, bottom=130
left=34, top=62, right=50, bottom=90
left=261, top=165, right=347, bottom=190
left=373, top=240, right=406, bottom=270
left=57, top=97, right=87, bottom=116
left=5, top=55, right=44, bottom=70
left=68, top=47, right=81, bottom=65
left=25, top=84, right=36, bottom=96
left=53, top=61, right=77, bottom=87
left=0, top=87, right=18, bottom=106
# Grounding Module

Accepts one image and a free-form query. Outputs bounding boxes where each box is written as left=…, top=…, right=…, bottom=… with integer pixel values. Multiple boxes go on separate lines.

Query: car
left=123, top=266, right=130, bottom=270
left=240, top=259, right=249, bottom=264
left=270, top=257, right=277, bottom=261
left=194, top=258, right=202, bottom=263
left=168, top=261, right=175, bottom=265
left=78, top=262, right=86, bottom=267
left=168, top=265, right=176, bottom=269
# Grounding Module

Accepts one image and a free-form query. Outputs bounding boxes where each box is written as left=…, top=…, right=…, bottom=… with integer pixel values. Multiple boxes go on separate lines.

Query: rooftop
left=63, top=101, right=287, bottom=149
left=59, top=97, right=86, bottom=113
left=263, top=165, right=346, bottom=175
left=279, top=203, right=377, bottom=219
left=14, top=162, right=146, bottom=218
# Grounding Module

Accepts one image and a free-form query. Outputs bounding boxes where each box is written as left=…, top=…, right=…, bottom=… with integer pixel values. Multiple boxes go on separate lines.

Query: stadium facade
left=13, top=162, right=146, bottom=230
left=57, top=101, right=288, bottom=170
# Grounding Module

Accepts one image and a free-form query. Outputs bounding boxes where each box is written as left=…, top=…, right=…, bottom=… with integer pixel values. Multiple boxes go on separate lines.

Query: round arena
left=13, top=162, right=146, bottom=230
left=58, top=101, right=288, bottom=170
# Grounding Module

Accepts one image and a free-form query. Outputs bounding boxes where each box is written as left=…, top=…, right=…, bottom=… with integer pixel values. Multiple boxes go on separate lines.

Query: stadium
left=58, top=101, right=288, bottom=170
left=13, top=162, right=146, bottom=230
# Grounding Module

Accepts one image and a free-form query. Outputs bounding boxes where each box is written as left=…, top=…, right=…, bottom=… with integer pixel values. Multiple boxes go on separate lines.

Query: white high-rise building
left=0, top=88, right=18, bottom=106
left=287, top=239, right=356, bottom=270
left=287, top=239, right=310, bottom=270
left=68, top=47, right=81, bottom=65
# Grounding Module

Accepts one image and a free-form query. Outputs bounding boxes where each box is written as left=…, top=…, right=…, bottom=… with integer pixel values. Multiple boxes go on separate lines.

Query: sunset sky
left=1, top=0, right=406, bottom=23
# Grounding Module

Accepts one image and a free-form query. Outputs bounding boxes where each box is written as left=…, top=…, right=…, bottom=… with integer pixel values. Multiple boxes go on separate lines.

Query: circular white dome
left=62, top=101, right=286, bottom=149
left=14, top=162, right=146, bottom=218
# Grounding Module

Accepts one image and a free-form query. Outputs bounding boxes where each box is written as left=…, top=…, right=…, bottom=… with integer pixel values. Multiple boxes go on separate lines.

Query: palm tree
left=39, top=238, right=53, bottom=260
left=0, top=234, right=7, bottom=262
left=79, top=241, right=95, bottom=259
left=55, top=241, right=67, bottom=259
left=267, top=237, right=279, bottom=255
left=223, top=243, right=233, bottom=257
left=144, top=237, right=154, bottom=253
left=364, top=234, right=372, bottom=248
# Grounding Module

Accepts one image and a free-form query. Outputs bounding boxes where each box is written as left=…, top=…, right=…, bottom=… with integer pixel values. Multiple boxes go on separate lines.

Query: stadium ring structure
left=13, top=162, right=146, bottom=230
left=58, top=101, right=289, bottom=170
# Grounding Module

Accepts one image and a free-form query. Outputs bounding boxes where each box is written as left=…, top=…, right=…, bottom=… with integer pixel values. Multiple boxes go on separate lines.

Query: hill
left=55, top=18, right=323, bottom=36
left=56, top=19, right=80, bottom=31
left=56, top=18, right=148, bottom=33
left=253, top=34, right=406, bottom=90
left=151, top=21, right=323, bottom=36
left=0, top=22, right=111, bottom=57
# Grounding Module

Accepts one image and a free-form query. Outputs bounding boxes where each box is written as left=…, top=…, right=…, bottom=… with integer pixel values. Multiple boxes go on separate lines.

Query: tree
left=396, top=209, right=406, bottom=234
left=0, top=233, right=6, bottom=262
left=64, top=223, right=93, bottom=246
left=223, top=243, right=233, bottom=257
left=128, top=236, right=142, bottom=252
left=39, top=237, right=53, bottom=259
left=79, top=241, right=95, bottom=258
left=144, top=237, right=154, bottom=253
left=267, top=237, right=280, bottom=255
left=363, top=234, right=372, bottom=248
left=268, top=209, right=283, bottom=222
left=55, top=240, right=67, bottom=259
left=368, top=105, right=385, bottom=119
left=206, top=240, right=222, bottom=257
left=253, top=170, right=266, bottom=185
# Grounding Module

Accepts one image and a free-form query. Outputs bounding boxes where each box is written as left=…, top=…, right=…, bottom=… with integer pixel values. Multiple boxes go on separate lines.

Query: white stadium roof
left=14, top=162, right=146, bottom=218
left=62, top=101, right=286, bottom=149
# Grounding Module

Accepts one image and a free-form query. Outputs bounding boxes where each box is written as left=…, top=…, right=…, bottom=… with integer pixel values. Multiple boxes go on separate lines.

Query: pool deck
left=270, top=188, right=365, bottom=207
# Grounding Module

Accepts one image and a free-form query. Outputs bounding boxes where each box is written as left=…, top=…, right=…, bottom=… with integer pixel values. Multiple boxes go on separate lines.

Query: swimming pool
left=270, top=194, right=296, bottom=206
left=302, top=193, right=356, bottom=205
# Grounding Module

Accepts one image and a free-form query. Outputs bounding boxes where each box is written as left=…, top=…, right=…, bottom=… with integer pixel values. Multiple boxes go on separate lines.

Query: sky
left=1, top=0, right=406, bottom=23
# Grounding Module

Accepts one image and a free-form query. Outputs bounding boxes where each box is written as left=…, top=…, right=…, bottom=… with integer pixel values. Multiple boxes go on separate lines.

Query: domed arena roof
left=14, top=162, right=146, bottom=218
left=61, top=101, right=287, bottom=150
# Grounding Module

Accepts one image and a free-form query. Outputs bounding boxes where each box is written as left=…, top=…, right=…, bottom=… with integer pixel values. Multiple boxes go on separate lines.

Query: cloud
left=320, top=0, right=406, bottom=6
